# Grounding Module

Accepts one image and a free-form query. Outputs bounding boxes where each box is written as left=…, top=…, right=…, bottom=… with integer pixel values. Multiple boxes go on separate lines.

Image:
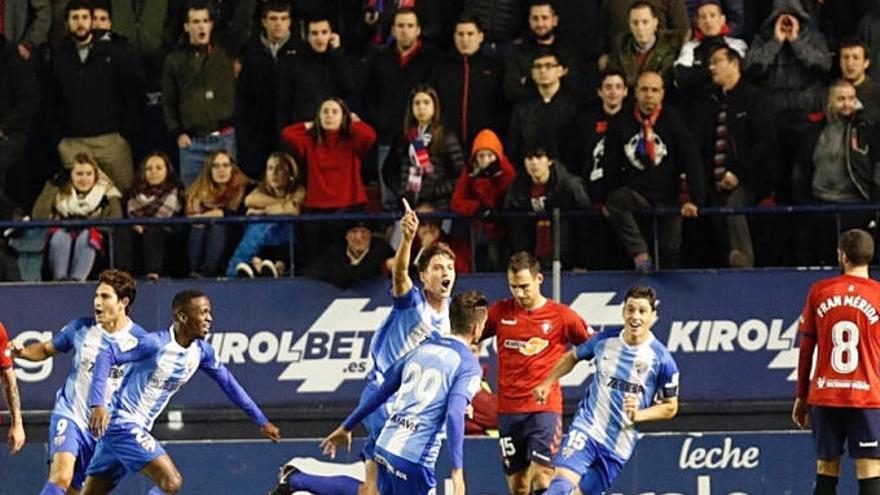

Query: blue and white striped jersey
left=570, top=328, right=679, bottom=461
left=88, top=325, right=268, bottom=431
left=51, top=318, right=145, bottom=430
left=368, top=287, right=450, bottom=384
left=375, top=335, right=481, bottom=467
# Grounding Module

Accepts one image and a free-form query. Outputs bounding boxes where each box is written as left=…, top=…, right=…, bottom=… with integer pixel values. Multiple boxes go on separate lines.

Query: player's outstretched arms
left=791, top=397, right=810, bottom=429
left=320, top=425, right=352, bottom=459
left=532, top=350, right=578, bottom=405
left=450, top=468, right=465, bottom=495
left=625, top=396, right=678, bottom=424
left=89, top=405, right=109, bottom=437
left=391, top=198, right=418, bottom=297
left=9, top=339, right=56, bottom=361
left=261, top=422, right=282, bottom=443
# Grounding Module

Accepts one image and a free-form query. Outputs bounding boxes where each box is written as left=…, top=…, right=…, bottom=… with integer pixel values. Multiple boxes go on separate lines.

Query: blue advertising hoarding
left=5, top=269, right=829, bottom=410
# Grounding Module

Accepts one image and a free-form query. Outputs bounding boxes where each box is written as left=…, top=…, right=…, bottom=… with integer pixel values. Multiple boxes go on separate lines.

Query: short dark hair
left=523, top=145, right=551, bottom=160
left=92, top=0, right=111, bottom=17
left=65, top=0, right=93, bottom=19
left=840, top=36, right=871, bottom=61
left=528, top=0, right=557, bottom=15
left=456, top=14, right=483, bottom=32
left=531, top=47, right=562, bottom=65
left=710, top=44, right=742, bottom=64
left=172, top=289, right=208, bottom=317
left=625, top=285, right=657, bottom=310
left=417, top=243, right=456, bottom=273
left=261, top=0, right=291, bottom=18
left=508, top=251, right=541, bottom=276
left=394, top=7, right=420, bottom=25
left=839, top=229, right=875, bottom=266
left=629, top=1, right=657, bottom=17
left=184, top=0, right=213, bottom=21
left=98, top=269, right=137, bottom=313
left=450, top=290, right=489, bottom=335
left=598, top=69, right=628, bottom=88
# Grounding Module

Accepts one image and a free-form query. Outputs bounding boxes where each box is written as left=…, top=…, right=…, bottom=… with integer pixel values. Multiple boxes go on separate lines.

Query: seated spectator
left=507, top=49, right=583, bottom=168
left=43, top=153, right=123, bottom=281
left=839, top=37, right=880, bottom=124
left=302, top=221, right=395, bottom=289
left=118, top=152, right=186, bottom=280
left=744, top=0, right=830, bottom=205
left=450, top=128, right=516, bottom=271
left=602, top=71, right=705, bottom=272
left=185, top=149, right=249, bottom=277
left=226, top=152, right=304, bottom=278
left=694, top=45, right=776, bottom=268
left=282, top=96, right=376, bottom=261
left=384, top=84, right=465, bottom=211
left=792, top=80, right=880, bottom=265
left=502, top=146, right=590, bottom=269
left=674, top=0, right=748, bottom=101
left=607, top=1, right=683, bottom=88
left=411, top=203, right=472, bottom=273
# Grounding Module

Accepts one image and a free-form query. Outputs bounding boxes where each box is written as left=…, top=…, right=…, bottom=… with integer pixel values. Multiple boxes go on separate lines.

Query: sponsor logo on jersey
left=503, top=337, right=549, bottom=356
left=501, top=319, right=517, bottom=325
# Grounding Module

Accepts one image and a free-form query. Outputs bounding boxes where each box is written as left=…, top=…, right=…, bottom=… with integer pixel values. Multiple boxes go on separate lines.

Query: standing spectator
left=504, top=1, right=588, bottom=103
left=839, top=37, right=880, bottom=124
left=602, top=71, right=705, bottom=272
left=282, top=97, right=376, bottom=261
left=163, top=0, right=238, bottom=187
left=117, top=152, right=186, bottom=280
left=290, top=0, right=375, bottom=58
left=50, top=0, right=144, bottom=192
left=507, top=50, right=582, bottom=169
left=235, top=0, right=299, bottom=178
left=371, top=0, right=455, bottom=50
left=462, top=0, right=524, bottom=54
left=601, top=0, right=691, bottom=52
left=859, top=4, right=880, bottom=81
left=674, top=0, right=748, bottom=103
left=503, top=146, right=590, bottom=269
left=684, top=0, right=745, bottom=37
left=451, top=128, right=516, bottom=272
left=793, top=229, right=880, bottom=495
left=2, top=0, right=51, bottom=61
left=433, top=15, right=505, bottom=151
left=0, top=33, right=40, bottom=213
left=0, top=320, right=25, bottom=454
left=276, top=16, right=355, bottom=129
left=226, top=152, right=304, bottom=278
left=302, top=221, right=395, bottom=289
left=744, top=0, right=831, bottom=205
left=366, top=7, right=440, bottom=208
left=695, top=45, right=775, bottom=268
left=167, top=0, right=256, bottom=57
left=608, top=1, right=683, bottom=88
left=185, top=149, right=249, bottom=277
left=44, top=154, right=123, bottom=281
left=385, top=84, right=465, bottom=211
left=791, top=80, right=880, bottom=266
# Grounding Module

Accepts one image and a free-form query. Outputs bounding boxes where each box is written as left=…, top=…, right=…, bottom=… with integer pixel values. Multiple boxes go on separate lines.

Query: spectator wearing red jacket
left=451, top=129, right=515, bottom=271
left=282, top=97, right=377, bottom=261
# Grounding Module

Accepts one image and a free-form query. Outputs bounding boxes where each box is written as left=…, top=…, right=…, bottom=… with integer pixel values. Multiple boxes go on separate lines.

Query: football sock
left=288, top=472, right=361, bottom=495
left=859, top=476, right=880, bottom=495
left=814, top=474, right=838, bottom=495
left=38, top=482, right=65, bottom=495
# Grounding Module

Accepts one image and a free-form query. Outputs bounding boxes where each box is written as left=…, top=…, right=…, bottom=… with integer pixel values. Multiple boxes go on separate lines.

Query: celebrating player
left=10, top=269, right=146, bottom=495
left=793, top=229, right=880, bottom=495
left=271, top=199, right=456, bottom=495
left=482, top=251, right=592, bottom=495
left=320, top=290, right=488, bottom=495
left=0, top=320, right=25, bottom=453
left=81, top=289, right=281, bottom=494
left=533, top=285, right=679, bottom=495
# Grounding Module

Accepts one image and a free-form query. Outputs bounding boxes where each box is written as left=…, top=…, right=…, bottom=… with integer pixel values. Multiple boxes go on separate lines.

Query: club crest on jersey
left=634, top=360, right=649, bottom=378
left=562, top=447, right=574, bottom=459
left=541, top=322, right=552, bottom=334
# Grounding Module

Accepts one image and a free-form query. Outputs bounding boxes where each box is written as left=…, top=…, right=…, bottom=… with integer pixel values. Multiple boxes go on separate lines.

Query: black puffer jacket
left=462, top=0, right=524, bottom=43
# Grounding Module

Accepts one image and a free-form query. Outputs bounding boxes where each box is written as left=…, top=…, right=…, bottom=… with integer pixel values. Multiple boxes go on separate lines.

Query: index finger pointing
left=402, top=198, right=412, bottom=213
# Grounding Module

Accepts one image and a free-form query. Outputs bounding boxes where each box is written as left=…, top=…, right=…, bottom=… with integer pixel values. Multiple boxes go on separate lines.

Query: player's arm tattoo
left=1, top=369, right=22, bottom=424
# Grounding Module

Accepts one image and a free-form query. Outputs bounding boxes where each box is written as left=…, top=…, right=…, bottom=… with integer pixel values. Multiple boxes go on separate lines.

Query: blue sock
left=544, top=477, right=576, bottom=495
left=288, top=472, right=361, bottom=495
left=148, top=487, right=167, bottom=495
left=39, top=482, right=66, bottom=495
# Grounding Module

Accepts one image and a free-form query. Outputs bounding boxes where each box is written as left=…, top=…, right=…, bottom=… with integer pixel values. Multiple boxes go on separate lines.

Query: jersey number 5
left=831, top=320, right=860, bottom=374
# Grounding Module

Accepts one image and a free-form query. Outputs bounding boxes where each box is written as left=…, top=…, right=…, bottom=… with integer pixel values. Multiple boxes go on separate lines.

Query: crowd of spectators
left=0, top=0, right=879, bottom=283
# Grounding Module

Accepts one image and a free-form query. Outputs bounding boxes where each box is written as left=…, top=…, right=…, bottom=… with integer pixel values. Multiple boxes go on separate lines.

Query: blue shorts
left=48, top=414, right=96, bottom=490
left=374, top=447, right=436, bottom=495
left=498, top=412, right=562, bottom=474
left=86, top=422, right=167, bottom=485
left=358, top=381, right=390, bottom=461
left=553, top=425, right=625, bottom=494
left=812, top=406, right=880, bottom=459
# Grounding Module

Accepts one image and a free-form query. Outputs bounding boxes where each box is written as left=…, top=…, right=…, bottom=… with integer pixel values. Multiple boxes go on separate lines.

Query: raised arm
left=391, top=198, right=418, bottom=297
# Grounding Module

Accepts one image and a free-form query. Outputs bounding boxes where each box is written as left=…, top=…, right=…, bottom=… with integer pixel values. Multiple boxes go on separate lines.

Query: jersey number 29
left=393, top=362, right=442, bottom=414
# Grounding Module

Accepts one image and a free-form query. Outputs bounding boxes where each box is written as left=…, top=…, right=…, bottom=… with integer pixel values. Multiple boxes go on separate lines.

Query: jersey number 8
left=831, top=320, right=860, bottom=374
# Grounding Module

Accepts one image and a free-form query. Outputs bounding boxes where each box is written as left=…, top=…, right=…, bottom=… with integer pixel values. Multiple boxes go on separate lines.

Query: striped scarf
left=634, top=105, right=662, bottom=166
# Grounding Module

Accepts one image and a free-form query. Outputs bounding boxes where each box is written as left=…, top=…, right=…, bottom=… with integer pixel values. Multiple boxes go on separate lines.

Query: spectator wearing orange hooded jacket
left=450, top=129, right=515, bottom=271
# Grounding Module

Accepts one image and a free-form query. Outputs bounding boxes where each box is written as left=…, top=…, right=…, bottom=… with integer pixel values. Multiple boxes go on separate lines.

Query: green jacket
left=608, top=31, right=682, bottom=87
left=162, top=44, right=236, bottom=139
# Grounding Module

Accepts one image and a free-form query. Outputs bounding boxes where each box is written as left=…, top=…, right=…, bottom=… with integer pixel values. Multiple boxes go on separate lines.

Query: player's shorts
left=48, top=414, right=96, bottom=490
left=358, top=380, right=390, bottom=461
left=812, top=406, right=880, bottom=459
left=497, top=412, right=562, bottom=474
left=553, top=425, right=625, bottom=494
left=374, top=447, right=436, bottom=495
left=85, top=422, right=167, bottom=485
